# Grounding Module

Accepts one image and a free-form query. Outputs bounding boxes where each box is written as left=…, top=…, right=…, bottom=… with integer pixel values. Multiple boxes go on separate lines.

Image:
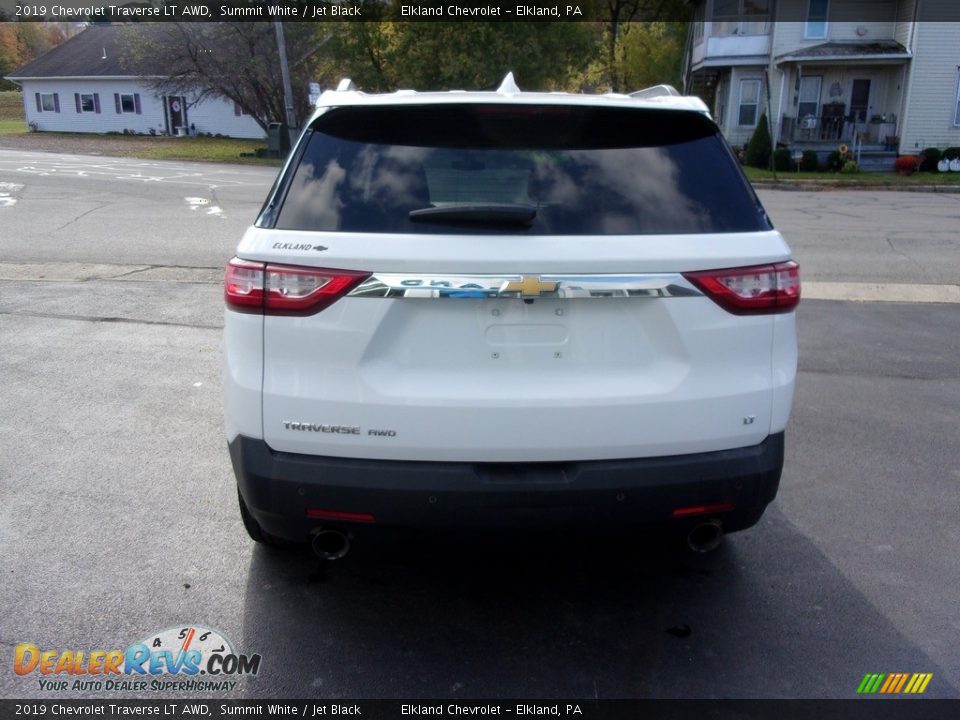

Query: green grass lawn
left=132, top=136, right=278, bottom=164
left=0, top=90, right=26, bottom=133
left=744, top=165, right=960, bottom=185
left=0, top=119, right=26, bottom=134
left=0, top=90, right=23, bottom=119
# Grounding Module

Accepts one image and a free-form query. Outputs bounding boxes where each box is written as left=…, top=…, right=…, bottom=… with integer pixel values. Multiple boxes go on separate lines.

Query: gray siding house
left=684, top=0, right=960, bottom=164
left=5, top=25, right=264, bottom=139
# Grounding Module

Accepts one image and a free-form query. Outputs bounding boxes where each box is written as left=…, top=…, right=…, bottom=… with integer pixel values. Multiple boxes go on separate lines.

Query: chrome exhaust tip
left=686, top=520, right=723, bottom=553
left=311, top=530, right=350, bottom=560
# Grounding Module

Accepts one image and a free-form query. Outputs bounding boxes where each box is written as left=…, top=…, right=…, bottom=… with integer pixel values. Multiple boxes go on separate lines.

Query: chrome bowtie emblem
left=501, top=276, right=559, bottom=297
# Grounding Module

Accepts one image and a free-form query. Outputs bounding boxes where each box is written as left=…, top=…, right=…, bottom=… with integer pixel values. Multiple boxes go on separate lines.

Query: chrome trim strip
left=347, top=273, right=702, bottom=299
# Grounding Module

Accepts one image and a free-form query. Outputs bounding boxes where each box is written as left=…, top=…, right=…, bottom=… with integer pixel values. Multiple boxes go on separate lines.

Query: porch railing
left=780, top=115, right=900, bottom=148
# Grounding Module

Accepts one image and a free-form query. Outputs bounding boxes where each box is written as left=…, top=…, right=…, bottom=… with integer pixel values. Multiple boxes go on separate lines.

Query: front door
left=849, top=79, right=871, bottom=122
left=167, top=96, right=186, bottom=133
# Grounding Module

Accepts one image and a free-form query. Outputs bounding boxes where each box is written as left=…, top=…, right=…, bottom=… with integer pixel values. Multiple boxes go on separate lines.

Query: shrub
left=825, top=151, right=844, bottom=172
left=919, top=147, right=941, bottom=172
left=841, top=160, right=859, bottom=174
left=801, top=150, right=819, bottom=172
left=943, top=147, right=960, bottom=160
left=773, top=147, right=793, bottom=171
left=745, top=113, right=772, bottom=168
left=894, top=155, right=920, bottom=175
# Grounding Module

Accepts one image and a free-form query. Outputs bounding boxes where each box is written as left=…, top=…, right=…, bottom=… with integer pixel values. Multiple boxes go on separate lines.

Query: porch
left=780, top=141, right=898, bottom=173
left=773, top=42, right=911, bottom=155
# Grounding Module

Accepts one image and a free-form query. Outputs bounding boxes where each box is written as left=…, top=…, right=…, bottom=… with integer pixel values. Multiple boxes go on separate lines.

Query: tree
left=616, top=22, right=686, bottom=92
left=589, top=0, right=688, bottom=91
left=120, top=23, right=321, bottom=132
left=0, top=22, right=66, bottom=91
left=315, top=21, right=598, bottom=93
left=745, top=113, right=772, bottom=169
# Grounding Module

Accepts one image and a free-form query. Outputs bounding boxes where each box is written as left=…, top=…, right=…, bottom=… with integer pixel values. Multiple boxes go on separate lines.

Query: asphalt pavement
left=0, top=149, right=957, bottom=700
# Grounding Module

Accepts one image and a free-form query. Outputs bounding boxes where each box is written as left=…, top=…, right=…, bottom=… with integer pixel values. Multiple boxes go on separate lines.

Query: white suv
left=224, top=77, right=799, bottom=558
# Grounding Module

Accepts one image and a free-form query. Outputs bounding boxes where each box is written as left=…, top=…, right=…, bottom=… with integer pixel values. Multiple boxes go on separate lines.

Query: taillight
left=224, top=258, right=265, bottom=312
left=683, top=261, right=800, bottom=315
left=225, top=258, right=370, bottom=316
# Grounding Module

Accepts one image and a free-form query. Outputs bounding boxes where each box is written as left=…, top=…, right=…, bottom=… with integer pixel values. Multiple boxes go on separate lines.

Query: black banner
left=2, top=700, right=960, bottom=720
left=4, top=0, right=960, bottom=22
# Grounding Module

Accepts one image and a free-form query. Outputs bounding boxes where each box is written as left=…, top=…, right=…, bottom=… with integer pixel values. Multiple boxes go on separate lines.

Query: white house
left=684, top=0, right=960, bottom=164
left=5, top=24, right=265, bottom=139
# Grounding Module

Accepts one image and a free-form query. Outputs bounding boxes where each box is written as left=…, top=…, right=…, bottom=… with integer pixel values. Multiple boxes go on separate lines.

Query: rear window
left=270, top=104, right=771, bottom=235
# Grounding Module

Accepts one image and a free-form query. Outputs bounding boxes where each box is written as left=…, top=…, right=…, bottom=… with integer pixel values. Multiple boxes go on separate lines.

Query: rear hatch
left=236, top=103, right=797, bottom=462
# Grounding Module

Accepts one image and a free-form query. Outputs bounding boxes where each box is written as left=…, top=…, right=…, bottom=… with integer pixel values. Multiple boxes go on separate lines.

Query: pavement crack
left=884, top=235, right=924, bottom=270
left=0, top=309, right=221, bottom=330
left=799, top=367, right=959, bottom=382
left=53, top=201, right=113, bottom=233
left=106, top=265, right=164, bottom=280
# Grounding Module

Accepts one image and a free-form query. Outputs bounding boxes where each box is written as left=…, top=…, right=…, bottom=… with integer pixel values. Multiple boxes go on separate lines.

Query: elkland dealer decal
left=14, top=625, right=260, bottom=693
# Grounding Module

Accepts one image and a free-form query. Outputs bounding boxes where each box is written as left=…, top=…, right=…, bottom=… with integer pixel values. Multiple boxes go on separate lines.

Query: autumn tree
left=0, top=22, right=66, bottom=91
left=120, top=22, right=322, bottom=132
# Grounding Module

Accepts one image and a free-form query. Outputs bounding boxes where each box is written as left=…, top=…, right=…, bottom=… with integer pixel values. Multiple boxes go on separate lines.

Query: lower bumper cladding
left=229, top=434, right=784, bottom=543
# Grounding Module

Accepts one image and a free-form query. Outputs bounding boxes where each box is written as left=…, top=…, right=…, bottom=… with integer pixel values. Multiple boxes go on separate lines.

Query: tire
left=237, top=488, right=293, bottom=547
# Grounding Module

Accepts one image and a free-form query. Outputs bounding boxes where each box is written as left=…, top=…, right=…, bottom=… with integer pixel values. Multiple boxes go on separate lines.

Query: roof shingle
left=6, top=24, right=166, bottom=79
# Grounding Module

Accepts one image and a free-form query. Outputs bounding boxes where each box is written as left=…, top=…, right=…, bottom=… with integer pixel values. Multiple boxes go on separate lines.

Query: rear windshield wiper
left=409, top=204, right=537, bottom=227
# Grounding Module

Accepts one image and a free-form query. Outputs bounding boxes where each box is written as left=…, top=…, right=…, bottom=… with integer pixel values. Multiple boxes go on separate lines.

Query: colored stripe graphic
left=893, top=673, right=910, bottom=693
left=857, top=674, right=885, bottom=694
left=905, top=673, right=933, bottom=694
left=879, top=674, right=897, bottom=693
left=857, top=673, right=932, bottom=694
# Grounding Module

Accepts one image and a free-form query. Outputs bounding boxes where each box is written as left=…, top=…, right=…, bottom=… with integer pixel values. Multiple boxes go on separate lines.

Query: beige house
left=684, top=0, right=960, bottom=167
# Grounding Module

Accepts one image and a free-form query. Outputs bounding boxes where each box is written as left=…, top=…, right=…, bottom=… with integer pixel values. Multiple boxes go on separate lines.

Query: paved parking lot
left=1, top=150, right=957, bottom=699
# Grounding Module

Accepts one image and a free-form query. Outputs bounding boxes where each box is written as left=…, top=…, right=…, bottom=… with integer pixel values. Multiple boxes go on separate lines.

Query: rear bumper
left=230, top=433, right=784, bottom=542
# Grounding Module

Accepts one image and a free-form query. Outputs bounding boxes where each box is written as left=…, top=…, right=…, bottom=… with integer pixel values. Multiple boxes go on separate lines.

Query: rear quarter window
left=269, top=104, right=771, bottom=236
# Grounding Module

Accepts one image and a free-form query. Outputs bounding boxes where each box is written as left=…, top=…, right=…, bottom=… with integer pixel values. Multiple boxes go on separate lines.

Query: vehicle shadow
left=237, top=507, right=955, bottom=699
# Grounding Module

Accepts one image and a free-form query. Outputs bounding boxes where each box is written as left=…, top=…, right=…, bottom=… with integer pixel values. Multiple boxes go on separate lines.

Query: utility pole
left=273, top=21, right=298, bottom=149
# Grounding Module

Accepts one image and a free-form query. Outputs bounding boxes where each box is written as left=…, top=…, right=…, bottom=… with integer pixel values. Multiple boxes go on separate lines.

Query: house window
left=80, top=94, right=95, bottom=112
left=713, top=0, right=769, bottom=35
left=120, top=94, right=136, bottom=113
left=806, top=0, right=829, bottom=39
left=40, top=93, right=56, bottom=112
left=233, top=101, right=249, bottom=116
left=798, top=76, right=822, bottom=120
left=738, top=79, right=761, bottom=127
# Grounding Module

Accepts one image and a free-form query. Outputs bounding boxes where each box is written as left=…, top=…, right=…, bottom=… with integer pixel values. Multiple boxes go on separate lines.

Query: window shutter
left=53, top=93, right=60, bottom=113
left=94, top=94, right=101, bottom=114
left=234, top=101, right=241, bottom=116
left=75, top=93, right=81, bottom=113
left=134, top=93, right=141, bottom=114
left=35, top=93, right=42, bottom=112
left=114, top=93, right=121, bottom=114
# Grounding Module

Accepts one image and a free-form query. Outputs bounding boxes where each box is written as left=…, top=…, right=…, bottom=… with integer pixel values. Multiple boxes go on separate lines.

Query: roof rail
left=629, top=84, right=682, bottom=100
